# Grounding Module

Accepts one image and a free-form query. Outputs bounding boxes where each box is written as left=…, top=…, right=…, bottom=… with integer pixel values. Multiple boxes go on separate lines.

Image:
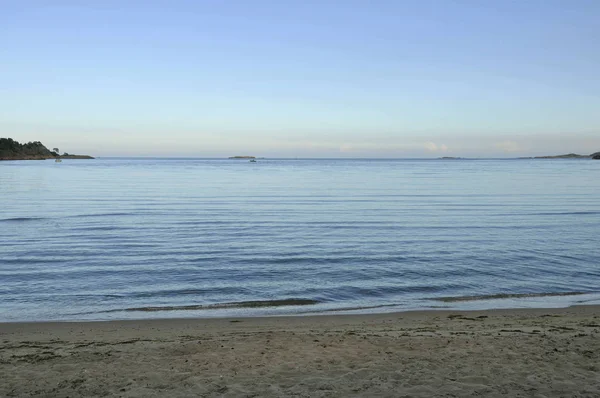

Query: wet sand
left=1, top=305, right=600, bottom=397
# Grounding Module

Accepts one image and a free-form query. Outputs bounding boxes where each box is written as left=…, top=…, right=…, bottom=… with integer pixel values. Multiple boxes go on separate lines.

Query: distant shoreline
left=520, top=152, right=600, bottom=159
left=0, top=155, right=95, bottom=161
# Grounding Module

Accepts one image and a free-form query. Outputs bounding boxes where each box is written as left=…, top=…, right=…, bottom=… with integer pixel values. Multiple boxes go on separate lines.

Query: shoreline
left=1, top=301, right=599, bottom=326
left=3, top=289, right=599, bottom=323
left=0, top=304, right=600, bottom=324
left=2, top=305, right=599, bottom=397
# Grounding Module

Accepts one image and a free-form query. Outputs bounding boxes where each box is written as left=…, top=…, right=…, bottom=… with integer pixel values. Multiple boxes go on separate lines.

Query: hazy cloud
left=495, top=140, right=522, bottom=153
left=424, top=142, right=448, bottom=152
left=339, top=143, right=354, bottom=153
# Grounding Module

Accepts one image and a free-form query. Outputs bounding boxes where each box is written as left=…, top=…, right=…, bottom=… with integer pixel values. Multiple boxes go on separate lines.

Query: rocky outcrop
left=591, top=152, right=600, bottom=160
left=60, top=154, right=95, bottom=159
left=0, top=138, right=93, bottom=160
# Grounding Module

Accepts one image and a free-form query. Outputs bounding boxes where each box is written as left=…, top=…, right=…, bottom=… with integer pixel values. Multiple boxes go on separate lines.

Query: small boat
left=249, top=159, right=257, bottom=162
left=54, top=147, right=62, bottom=162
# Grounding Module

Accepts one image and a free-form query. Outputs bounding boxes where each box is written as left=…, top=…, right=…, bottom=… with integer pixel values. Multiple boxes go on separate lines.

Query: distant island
left=535, top=153, right=589, bottom=159
left=520, top=152, right=600, bottom=160
left=0, top=138, right=94, bottom=161
left=228, top=156, right=256, bottom=159
left=438, top=157, right=463, bottom=160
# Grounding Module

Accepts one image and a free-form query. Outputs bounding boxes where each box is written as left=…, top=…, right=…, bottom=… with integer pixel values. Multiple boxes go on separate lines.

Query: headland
left=0, top=138, right=94, bottom=160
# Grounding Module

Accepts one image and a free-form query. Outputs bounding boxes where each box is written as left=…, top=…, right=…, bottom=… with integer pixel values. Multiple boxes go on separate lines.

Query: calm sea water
left=1, top=158, right=599, bottom=322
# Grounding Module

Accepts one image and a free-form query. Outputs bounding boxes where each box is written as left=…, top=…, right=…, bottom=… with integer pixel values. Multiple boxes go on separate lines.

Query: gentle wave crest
left=432, top=292, right=590, bottom=302
left=104, top=299, right=320, bottom=312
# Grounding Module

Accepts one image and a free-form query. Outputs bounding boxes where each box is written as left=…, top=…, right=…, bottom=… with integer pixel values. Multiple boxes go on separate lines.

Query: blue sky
left=1, top=0, right=599, bottom=157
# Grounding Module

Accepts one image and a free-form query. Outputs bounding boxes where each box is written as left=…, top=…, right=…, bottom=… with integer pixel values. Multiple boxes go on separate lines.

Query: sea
left=1, top=157, right=599, bottom=322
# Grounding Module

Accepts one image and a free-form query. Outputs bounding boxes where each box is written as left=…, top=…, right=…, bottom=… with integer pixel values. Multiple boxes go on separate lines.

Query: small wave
left=431, top=291, right=589, bottom=303
left=70, top=226, right=130, bottom=231
left=0, top=217, right=46, bottom=222
left=530, top=211, right=600, bottom=216
left=301, top=303, right=401, bottom=314
left=1, top=213, right=139, bottom=223
left=123, top=287, right=253, bottom=299
left=106, top=298, right=320, bottom=312
left=68, top=212, right=137, bottom=219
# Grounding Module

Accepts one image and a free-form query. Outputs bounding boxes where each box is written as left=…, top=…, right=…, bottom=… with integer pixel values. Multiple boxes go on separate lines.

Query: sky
left=1, top=0, right=599, bottom=157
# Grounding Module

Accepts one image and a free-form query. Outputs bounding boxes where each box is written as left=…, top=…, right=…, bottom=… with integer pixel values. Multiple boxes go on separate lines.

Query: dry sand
left=1, top=306, right=600, bottom=397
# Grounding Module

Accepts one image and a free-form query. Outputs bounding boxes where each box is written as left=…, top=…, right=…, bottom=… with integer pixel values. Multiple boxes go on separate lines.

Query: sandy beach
left=1, top=306, right=599, bottom=397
